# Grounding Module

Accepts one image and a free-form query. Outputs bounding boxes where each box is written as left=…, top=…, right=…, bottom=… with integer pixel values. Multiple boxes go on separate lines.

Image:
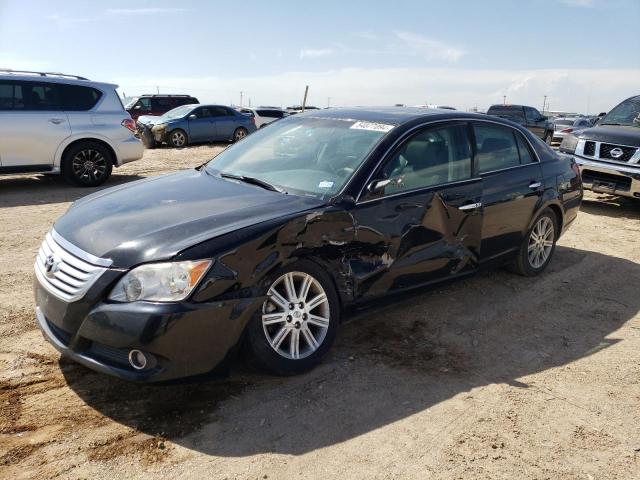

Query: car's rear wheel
left=62, top=141, right=113, bottom=187
left=246, top=261, right=339, bottom=375
left=233, top=127, right=248, bottom=143
left=511, top=208, right=558, bottom=276
left=168, top=129, right=188, bottom=148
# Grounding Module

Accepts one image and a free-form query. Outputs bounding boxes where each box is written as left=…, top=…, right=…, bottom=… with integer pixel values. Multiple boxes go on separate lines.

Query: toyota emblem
left=610, top=147, right=624, bottom=159
left=44, top=255, right=59, bottom=277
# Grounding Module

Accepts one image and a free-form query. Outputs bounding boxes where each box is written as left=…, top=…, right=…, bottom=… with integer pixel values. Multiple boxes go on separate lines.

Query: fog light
left=128, top=349, right=148, bottom=370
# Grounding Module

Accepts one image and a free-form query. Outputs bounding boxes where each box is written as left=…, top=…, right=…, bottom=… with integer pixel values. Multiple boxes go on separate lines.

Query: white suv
left=0, top=70, right=143, bottom=187
left=236, top=107, right=289, bottom=128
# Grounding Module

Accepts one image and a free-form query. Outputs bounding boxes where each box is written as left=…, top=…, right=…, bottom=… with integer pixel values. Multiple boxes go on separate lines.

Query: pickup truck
left=559, top=95, right=640, bottom=200
left=487, top=104, right=555, bottom=144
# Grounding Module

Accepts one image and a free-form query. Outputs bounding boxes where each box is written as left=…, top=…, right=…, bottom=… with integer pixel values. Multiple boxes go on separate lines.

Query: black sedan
left=34, top=108, right=582, bottom=381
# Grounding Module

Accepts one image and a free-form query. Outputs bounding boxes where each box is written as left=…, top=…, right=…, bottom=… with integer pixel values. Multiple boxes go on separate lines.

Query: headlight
left=109, top=260, right=212, bottom=302
left=559, top=134, right=579, bottom=154
left=151, top=123, right=168, bottom=131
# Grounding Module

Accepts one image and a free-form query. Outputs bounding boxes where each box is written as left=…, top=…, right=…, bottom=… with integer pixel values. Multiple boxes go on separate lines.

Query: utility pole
left=503, top=95, right=506, bottom=105
left=156, top=86, right=160, bottom=94
left=239, top=91, right=244, bottom=107
left=327, top=97, right=331, bottom=108
left=301, top=85, right=309, bottom=112
left=542, top=95, right=547, bottom=113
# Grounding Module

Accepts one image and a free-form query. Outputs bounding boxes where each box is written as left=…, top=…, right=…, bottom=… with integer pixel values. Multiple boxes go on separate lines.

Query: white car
left=413, top=104, right=456, bottom=110
left=237, top=107, right=289, bottom=128
left=0, top=69, right=143, bottom=186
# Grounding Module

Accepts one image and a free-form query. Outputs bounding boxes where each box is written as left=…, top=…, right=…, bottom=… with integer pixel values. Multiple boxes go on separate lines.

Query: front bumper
left=34, top=275, right=262, bottom=382
left=574, top=156, right=640, bottom=199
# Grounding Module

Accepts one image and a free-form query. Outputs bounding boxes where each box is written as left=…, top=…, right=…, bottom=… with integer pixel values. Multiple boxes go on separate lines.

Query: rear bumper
left=34, top=275, right=261, bottom=382
left=574, top=156, right=640, bottom=199
left=115, top=136, right=144, bottom=166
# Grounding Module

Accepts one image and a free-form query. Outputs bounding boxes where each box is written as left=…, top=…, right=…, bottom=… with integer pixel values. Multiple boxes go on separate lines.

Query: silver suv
left=0, top=70, right=143, bottom=187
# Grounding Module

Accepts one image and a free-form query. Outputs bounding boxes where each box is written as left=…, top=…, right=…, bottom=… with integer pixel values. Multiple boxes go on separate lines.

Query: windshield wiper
left=220, top=172, right=284, bottom=193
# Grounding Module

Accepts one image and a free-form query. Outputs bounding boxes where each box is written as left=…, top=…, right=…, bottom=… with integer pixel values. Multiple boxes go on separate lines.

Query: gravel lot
left=1, top=145, right=639, bottom=479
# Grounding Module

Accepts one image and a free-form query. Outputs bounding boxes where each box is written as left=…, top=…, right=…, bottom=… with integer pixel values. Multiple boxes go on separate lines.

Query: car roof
left=0, top=73, right=117, bottom=89
left=295, top=106, right=489, bottom=126
left=488, top=104, right=526, bottom=109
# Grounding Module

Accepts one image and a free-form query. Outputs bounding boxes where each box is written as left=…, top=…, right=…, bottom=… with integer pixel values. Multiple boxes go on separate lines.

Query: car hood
left=137, top=115, right=165, bottom=126
left=54, top=170, right=324, bottom=268
left=578, top=125, right=640, bottom=147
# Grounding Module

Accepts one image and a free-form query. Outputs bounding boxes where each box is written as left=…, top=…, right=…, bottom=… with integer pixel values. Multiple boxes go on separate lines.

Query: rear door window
left=515, top=132, right=536, bottom=164
left=60, top=85, right=102, bottom=111
left=0, top=81, right=14, bottom=109
left=488, top=106, right=525, bottom=124
left=12, top=82, right=62, bottom=111
left=473, top=123, right=521, bottom=173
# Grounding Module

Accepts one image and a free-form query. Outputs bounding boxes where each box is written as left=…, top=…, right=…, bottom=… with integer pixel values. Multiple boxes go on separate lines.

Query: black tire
left=245, top=260, right=340, bottom=375
left=544, top=132, right=553, bottom=145
left=168, top=129, right=188, bottom=148
left=233, top=127, right=248, bottom=143
left=61, top=141, right=113, bottom=187
left=510, top=208, right=558, bottom=276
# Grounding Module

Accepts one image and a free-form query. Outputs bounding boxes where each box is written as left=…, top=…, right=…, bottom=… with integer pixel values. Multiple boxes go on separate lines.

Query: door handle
left=48, top=118, right=65, bottom=124
left=529, top=181, right=542, bottom=190
left=395, top=202, right=421, bottom=211
left=458, top=202, right=482, bottom=211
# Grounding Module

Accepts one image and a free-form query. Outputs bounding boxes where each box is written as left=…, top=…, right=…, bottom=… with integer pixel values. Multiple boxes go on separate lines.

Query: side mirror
left=367, top=179, right=391, bottom=193
left=188, top=114, right=197, bottom=120
left=134, top=105, right=141, bottom=110
left=540, top=115, right=548, bottom=122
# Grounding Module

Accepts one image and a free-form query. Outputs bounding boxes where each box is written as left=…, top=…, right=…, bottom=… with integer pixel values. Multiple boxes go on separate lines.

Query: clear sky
left=1, top=0, right=638, bottom=112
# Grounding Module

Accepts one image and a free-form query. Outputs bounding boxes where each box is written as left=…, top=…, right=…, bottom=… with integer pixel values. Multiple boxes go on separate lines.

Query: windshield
left=162, top=105, right=196, bottom=120
left=205, top=116, right=390, bottom=198
left=555, top=119, right=574, bottom=126
left=600, top=96, right=640, bottom=127
left=124, top=97, right=139, bottom=109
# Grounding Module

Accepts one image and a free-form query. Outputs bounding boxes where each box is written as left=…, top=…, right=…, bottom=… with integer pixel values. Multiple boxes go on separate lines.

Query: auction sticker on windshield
left=350, top=121, right=395, bottom=133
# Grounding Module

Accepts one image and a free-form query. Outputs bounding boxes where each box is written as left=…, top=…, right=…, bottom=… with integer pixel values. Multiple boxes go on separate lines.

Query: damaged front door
left=350, top=121, right=483, bottom=299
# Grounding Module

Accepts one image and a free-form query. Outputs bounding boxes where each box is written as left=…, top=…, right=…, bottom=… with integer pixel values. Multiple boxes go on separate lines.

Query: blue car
left=141, top=104, right=257, bottom=147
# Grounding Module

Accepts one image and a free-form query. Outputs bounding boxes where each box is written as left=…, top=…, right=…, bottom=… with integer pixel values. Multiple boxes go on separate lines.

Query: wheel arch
left=55, top=135, right=119, bottom=168
left=59, top=138, right=118, bottom=168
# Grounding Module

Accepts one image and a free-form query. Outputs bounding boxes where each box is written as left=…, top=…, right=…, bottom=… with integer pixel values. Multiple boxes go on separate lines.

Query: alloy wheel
left=262, top=271, right=330, bottom=360
left=71, top=149, right=107, bottom=183
left=528, top=216, right=554, bottom=269
left=171, top=131, right=186, bottom=147
left=234, top=128, right=247, bottom=141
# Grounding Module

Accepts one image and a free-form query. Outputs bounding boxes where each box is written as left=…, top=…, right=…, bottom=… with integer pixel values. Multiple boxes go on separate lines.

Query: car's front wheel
left=61, top=141, right=113, bottom=187
left=246, top=261, right=339, bottom=375
left=168, top=129, right=188, bottom=148
left=511, top=208, right=558, bottom=276
left=233, top=127, right=248, bottom=143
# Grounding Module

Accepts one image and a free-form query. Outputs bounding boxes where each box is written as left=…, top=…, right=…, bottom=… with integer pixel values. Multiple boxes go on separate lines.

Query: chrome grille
left=600, top=143, right=637, bottom=162
left=577, top=139, right=640, bottom=165
left=34, top=230, right=111, bottom=302
left=584, top=141, right=596, bottom=157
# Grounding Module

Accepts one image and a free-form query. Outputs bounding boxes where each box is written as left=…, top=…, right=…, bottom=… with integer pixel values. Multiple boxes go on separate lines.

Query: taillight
left=122, top=118, right=137, bottom=133
left=561, top=128, right=573, bottom=133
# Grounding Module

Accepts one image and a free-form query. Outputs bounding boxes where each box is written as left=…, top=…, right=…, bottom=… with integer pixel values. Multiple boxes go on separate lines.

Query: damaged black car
left=34, top=107, right=582, bottom=382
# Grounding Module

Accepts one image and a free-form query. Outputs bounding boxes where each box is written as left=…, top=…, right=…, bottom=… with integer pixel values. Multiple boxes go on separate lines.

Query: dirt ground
left=1, top=145, right=639, bottom=479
